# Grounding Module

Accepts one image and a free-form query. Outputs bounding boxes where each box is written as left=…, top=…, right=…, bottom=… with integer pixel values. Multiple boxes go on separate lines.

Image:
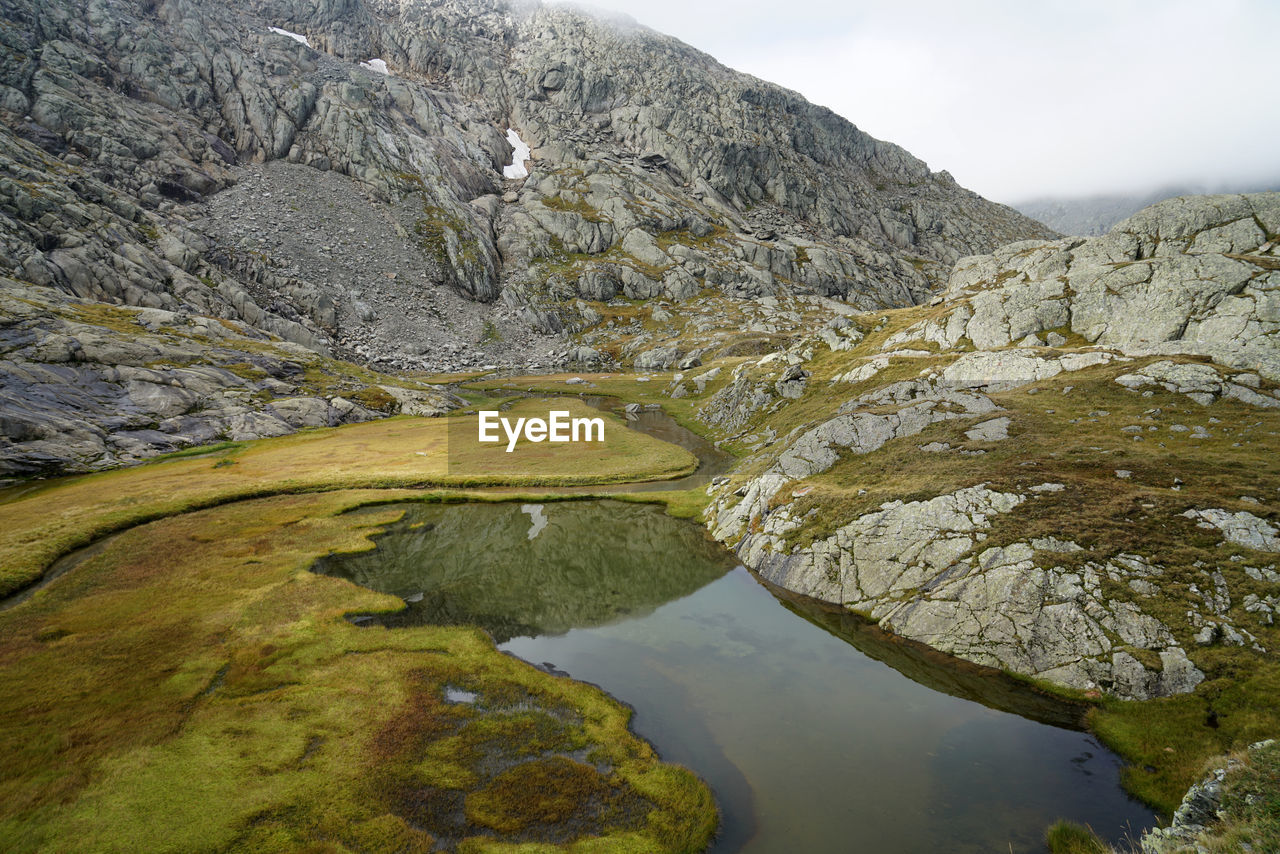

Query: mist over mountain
left=1016, top=178, right=1280, bottom=236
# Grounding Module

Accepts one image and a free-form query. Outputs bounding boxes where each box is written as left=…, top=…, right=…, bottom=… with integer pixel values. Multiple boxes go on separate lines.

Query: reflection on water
left=315, top=500, right=735, bottom=642
left=520, top=503, right=548, bottom=540
left=765, top=580, right=1090, bottom=730
left=316, top=500, right=1157, bottom=853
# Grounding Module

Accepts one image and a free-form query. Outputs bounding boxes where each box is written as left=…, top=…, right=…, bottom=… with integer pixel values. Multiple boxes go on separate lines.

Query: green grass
left=655, top=225, right=729, bottom=253
left=541, top=193, right=608, bottom=223
left=614, top=488, right=714, bottom=520
left=0, top=491, right=716, bottom=853
left=1091, top=663, right=1280, bottom=814
left=778, top=355, right=1280, bottom=551
left=465, top=371, right=738, bottom=444
left=152, top=441, right=244, bottom=461
left=62, top=301, right=146, bottom=335
left=1206, top=739, right=1280, bottom=851
left=1045, top=820, right=1108, bottom=854
left=0, top=399, right=697, bottom=599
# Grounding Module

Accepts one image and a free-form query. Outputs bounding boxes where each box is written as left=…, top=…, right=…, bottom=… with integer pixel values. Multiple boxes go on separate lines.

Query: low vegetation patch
left=541, top=192, right=607, bottom=223
left=1208, top=738, right=1280, bottom=851
left=1091, top=664, right=1280, bottom=815
left=0, top=399, right=696, bottom=598
left=1045, top=819, right=1109, bottom=854
left=0, top=491, right=715, bottom=852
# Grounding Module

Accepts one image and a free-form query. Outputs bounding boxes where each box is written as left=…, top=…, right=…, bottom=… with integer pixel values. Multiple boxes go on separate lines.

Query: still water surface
left=318, top=500, right=1157, bottom=853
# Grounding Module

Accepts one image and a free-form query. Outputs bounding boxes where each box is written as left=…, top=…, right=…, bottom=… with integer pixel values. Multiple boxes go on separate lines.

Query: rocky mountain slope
left=0, top=0, right=1051, bottom=475
left=696, top=192, right=1280, bottom=702
left=0, top=280, right=459, bottom=475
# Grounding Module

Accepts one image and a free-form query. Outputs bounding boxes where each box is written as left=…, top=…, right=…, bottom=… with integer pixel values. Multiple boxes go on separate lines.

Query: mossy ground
left=0, top=491, right=715, bottom=853
left=781, top=356, right=1278, bottom=548
left=613, top=487, right=715, bottom=521
left=0, top=398, right=695, bottom=598
left=0, top=330, right=723, bottom=849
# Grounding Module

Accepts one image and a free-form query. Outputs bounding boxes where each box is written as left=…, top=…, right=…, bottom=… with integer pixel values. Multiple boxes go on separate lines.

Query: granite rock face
left=0, top=282, right=459, bottom=476
left=0, top=0, right=1054, bottom=472
left=903, top=193, right=1280, bottom=378
left=702, top=192, right=1280, bottom=701
left=0, top=0, right=1051, bottom=332
left=710, top=377, right=1001, bottom=542
left=737, top=486, right=1205, bottom=700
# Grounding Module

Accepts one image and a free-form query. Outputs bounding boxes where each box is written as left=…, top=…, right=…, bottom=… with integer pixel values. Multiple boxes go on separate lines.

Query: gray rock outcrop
left=0, top=282, right=459, bottom=476
left=0, top=0, right=1057, bottom=472
left=728, top=482, right=1205, bottom=700
left=701, top=192, right=1280, bottom=702
left=0, top=0, right=1051, bottom=349
left=888, top=193, right=1280, bottom=378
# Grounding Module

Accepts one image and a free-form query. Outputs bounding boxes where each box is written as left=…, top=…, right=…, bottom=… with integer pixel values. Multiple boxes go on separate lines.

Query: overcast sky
left=566, top=0, right=1280, bottom=204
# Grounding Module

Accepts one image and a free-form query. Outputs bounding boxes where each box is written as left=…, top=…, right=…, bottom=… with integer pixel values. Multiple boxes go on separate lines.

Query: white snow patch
left=503, top=128, right=530, bottom=179
left=267, top=26, right=311, bottom=47
left=521, top=503, right=548, bottom=541
left=360, top=58, right=390, bottom=75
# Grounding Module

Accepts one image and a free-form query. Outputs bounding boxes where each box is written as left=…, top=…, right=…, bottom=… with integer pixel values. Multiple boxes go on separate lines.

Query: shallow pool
left=318, top=500, right=1157, bottom=853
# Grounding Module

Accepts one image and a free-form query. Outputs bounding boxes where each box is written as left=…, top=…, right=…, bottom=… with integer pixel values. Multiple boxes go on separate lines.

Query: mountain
left=1016, top=181, right=1280, bottom=236
left=3, top=3, right=1280, bottom=844
left=0, top=0, right=1054, bottom=474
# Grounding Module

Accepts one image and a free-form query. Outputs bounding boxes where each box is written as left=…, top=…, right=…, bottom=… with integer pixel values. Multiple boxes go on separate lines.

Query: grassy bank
left=0, top=490, right=716, bottom=852
left=0, top=398, right=695, bottom=598
left=465, top=372, right=737, bottom=441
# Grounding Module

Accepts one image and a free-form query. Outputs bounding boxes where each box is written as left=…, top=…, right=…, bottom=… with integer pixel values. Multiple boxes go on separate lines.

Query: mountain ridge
left=0, top=0, right=1053, bottom=473
left=1016, top=180, right=1280, bottom=237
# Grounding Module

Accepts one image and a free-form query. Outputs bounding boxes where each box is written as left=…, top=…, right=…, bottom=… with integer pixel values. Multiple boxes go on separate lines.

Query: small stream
left=475, top=391, right=734, bottom=493
left=318, top=500, right=1158, bottom=853
left=581, top=396, right=734, bottom=491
